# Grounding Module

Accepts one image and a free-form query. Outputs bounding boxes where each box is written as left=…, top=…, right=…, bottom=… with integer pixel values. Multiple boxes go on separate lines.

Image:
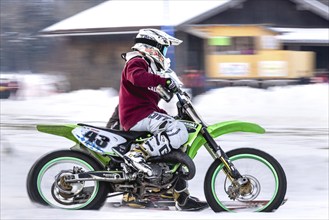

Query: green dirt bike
left=26, top=69, right=287, bottom=212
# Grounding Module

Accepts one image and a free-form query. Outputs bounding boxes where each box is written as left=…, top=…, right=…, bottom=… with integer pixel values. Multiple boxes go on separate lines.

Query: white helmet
left=132, top=29, right=182, bottom=70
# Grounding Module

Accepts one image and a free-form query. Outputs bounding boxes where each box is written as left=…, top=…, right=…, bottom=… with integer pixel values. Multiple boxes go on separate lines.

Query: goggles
left=135, top=38, right=169, bottom=56
left=161, top=46, right=168, bottom=56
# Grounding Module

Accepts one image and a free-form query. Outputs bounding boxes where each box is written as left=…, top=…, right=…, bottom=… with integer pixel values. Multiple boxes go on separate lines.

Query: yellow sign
left=258, top=61, right=287, bottom=77
left=219, top=63, right=249, bottom=76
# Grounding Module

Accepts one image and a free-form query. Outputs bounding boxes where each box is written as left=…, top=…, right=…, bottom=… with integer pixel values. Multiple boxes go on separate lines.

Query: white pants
left=130, top=112, right=188, bottom=157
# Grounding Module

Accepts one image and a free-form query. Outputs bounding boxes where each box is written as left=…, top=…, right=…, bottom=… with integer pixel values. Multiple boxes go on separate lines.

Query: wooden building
left=41, top=0, right=329, bottom=90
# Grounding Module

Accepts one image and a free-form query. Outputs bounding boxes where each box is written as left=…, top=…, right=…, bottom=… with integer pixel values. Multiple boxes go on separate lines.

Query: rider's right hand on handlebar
left=165, top=78, right=178, bottom=93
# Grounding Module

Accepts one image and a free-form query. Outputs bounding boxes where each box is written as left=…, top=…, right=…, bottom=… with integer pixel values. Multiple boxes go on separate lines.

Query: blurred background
left=0, top=0, right=328, bottom=99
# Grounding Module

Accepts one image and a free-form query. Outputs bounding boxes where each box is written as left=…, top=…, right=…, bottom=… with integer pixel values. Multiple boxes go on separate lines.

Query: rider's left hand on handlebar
left=165, top=78, right=178, bottom=93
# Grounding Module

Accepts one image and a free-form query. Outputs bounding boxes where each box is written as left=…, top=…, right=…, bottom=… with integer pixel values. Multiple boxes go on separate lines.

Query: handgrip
left=156, top=85, right=173, bottom=102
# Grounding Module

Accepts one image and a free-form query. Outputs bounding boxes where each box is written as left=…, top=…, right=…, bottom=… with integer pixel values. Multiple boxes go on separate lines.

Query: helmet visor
left=161, top=46, right=168, bottom=56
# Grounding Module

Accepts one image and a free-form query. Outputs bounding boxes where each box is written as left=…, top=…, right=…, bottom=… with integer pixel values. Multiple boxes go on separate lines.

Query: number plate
left=72, top=126, right=127, bottom=154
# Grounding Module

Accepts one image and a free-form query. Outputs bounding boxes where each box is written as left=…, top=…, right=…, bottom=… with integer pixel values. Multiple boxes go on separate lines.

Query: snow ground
left=1, top=84, right=328, bottom=220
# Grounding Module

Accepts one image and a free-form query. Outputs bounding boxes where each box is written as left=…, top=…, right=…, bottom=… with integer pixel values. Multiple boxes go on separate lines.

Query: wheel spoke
left=37, top=157, right=99, bottom=209
left=212, top=154, right=279, bottom=212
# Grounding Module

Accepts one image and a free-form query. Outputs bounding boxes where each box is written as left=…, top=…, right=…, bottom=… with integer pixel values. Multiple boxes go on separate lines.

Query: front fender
left=36, top=124, right=78, bottom=143
left=187, top=120, right=265, bottom=158
left=207, top=120, right=265, bottom=136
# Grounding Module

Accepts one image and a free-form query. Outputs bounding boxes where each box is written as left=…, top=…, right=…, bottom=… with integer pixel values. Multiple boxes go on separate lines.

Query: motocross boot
left=174, top=191, right=209, bottom=211
left=174, top=178, right=209, bottom=211
left=123, top=145, right=153, bottom=176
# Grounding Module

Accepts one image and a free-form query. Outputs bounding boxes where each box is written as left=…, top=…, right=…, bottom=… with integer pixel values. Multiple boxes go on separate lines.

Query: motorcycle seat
left=77, top=123, right=151, bottom=140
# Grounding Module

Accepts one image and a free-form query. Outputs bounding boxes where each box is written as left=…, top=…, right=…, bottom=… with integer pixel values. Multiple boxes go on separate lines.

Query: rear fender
left=37, top=124, right=110, bottom=167
left=36, top=124, right=79, bottom=143
left=187, top=121, right=265, bottom=158
left=70, top=144, right=110, bottom=168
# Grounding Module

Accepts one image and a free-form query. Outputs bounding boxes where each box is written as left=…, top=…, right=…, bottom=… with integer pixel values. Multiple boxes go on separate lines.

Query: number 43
left=84, top=131, right=110, bottom=148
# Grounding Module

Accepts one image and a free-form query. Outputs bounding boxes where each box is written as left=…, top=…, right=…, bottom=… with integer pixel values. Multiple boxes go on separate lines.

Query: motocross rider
left=109, top=29, right=208, bottom=211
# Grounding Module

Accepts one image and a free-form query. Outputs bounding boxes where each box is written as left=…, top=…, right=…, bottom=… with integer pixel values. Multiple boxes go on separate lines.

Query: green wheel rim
left=37, top=157, right=99, bottom=209
left=211, top=154, right=279, bottom=212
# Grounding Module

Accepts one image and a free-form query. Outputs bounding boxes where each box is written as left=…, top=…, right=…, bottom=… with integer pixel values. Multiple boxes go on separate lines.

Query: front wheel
left=204, top=148, right=287, bottom=212
left=26, top=150, right=109, bottom=210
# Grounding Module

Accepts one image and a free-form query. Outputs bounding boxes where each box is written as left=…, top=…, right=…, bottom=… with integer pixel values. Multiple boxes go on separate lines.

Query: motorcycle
left=26, top=69, right=287, bottom=212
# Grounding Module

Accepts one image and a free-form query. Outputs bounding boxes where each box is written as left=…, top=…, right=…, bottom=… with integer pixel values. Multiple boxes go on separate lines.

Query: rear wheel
left=204, top=148, right=287, bottom=212
left=26, top=150, right=109, bottom=210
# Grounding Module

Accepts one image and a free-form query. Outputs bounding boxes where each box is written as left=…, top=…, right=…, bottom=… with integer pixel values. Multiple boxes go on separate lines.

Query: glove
left=165, top=78, right=178, bottom=93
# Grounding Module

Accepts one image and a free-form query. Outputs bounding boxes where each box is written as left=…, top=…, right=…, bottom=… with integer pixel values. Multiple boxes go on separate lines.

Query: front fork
left=200, top=127, right=243, bottom=181
left=178, top=95, right=245, bottom=183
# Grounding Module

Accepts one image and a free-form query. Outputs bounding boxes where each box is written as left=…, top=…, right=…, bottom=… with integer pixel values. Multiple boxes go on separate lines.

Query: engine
left=111, top=150, right=195, bottom=195
left=144, top=162, right=173, bottom=185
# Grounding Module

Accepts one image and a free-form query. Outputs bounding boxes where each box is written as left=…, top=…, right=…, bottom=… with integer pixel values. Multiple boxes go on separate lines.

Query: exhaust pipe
left=148, top=150, right=196, bottom=180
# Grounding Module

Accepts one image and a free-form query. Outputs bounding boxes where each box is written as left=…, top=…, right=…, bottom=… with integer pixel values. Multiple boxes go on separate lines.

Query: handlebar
left=156, top=84, right=190, bottom=103
left=156, top=85, right=173, bottom=102
left=156, top=78, right=205, bottom=125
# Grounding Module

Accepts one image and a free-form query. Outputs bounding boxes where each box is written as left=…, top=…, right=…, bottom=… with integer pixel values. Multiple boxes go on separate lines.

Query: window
left=209, top=36, right=255, bottom=55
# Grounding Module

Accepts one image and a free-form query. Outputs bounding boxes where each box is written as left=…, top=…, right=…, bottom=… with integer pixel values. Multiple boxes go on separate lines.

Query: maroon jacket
left=119, top=57, right=167, bottom=131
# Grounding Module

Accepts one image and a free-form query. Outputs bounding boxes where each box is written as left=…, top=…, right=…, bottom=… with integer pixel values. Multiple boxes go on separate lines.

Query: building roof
left=180, top=0, right=329, bottom=25
left=270, top=27, right=329, bottom=44
left=318, top=0, right=329, bottom=6
left=41, top=0, right=230, bottom=36
left=290, top=0, right=329, bottom=20
left=41, top=0, right=329, bottom=42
